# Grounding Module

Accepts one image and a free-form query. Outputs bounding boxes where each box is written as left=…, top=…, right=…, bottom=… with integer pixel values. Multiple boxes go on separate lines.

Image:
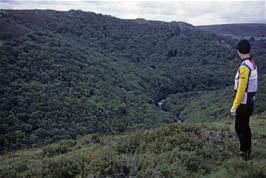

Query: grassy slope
left=0, top=117, right=266, bottom=178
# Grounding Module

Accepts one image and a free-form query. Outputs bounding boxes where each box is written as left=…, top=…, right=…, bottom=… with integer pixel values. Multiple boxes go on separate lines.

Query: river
left=156, top=98, right=182, bottom=124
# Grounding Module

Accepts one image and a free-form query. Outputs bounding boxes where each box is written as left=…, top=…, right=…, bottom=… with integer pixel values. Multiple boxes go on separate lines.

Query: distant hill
left=197, top=23, right=266, bottom=37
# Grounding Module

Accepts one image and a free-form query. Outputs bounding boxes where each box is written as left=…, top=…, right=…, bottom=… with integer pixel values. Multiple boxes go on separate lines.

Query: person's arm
left=232, top=65, right=250, bottom=110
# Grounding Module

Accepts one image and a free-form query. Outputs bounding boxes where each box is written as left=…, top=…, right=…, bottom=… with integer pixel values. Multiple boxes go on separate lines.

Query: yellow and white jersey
left=232, top=58, right=258, bottom=110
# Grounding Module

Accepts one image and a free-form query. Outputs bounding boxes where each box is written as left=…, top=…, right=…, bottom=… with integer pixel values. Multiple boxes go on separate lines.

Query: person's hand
left=230, top=107, right=236, bottom=116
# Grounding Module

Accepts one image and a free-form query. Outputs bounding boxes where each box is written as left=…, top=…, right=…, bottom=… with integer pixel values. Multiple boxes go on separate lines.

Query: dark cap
left=237, top=39, right=251, bottom=54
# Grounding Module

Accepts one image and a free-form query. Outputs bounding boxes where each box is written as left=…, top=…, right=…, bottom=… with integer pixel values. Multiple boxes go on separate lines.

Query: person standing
left=230, top=39, right=258, bottom=161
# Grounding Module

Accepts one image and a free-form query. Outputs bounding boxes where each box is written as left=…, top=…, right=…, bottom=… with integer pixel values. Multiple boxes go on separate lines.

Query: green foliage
left=208, top=159, right=266, bottom=178
left=1, top=120, right=266, bottom=178
left=1, top=9, right=266, bottom=178
left=42, top=140, right=76, bottom=157
left=0, top=9, right=244, bottom=152
left=164, top=75, right=266, bottom=122
left=0, top=10, right=266, bottom=154
left=41, top=155, right=85, bottom=178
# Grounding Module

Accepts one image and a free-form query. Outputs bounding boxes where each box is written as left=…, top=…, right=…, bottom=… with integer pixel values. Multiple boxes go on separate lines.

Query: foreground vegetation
left=1, top=116, right=266, bottom=178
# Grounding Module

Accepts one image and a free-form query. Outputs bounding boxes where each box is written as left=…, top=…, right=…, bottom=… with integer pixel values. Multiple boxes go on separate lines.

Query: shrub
left=42, top=140, right=76, bottom=157
left=41, top=155, right=84, bottom=178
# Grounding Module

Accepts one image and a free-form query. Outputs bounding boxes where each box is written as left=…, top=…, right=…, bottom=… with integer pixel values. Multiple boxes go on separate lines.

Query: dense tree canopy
left=0, top=10, right=265, bottom=152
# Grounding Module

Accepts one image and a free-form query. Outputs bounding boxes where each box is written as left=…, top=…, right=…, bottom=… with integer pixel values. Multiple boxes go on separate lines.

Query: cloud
left=1, top=0, right=266, bottom=25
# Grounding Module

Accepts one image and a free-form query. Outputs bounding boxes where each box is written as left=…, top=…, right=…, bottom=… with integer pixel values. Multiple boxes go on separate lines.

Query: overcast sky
left=1, top=0, right=266, bottom=25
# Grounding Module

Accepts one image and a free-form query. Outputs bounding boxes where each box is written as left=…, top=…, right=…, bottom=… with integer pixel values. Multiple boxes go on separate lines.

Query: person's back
left=230, top=39, right=258, bottom=161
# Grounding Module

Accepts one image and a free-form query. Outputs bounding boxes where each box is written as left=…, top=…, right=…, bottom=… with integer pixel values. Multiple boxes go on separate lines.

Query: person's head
left=237, top=39, right=251, bottom=59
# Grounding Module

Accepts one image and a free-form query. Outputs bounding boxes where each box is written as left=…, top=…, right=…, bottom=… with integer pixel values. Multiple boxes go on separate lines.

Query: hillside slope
left=163, top=74, right=266, bottom=122
left=0, top=10, right=240, bottom=152
left=1, top=10, right=266, bottom=153
left=1, top=119, right=266, bottom=178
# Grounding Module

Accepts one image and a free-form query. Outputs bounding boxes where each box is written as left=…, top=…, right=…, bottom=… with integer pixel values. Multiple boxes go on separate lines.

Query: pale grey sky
left=1, top=0, right=266, bottom=25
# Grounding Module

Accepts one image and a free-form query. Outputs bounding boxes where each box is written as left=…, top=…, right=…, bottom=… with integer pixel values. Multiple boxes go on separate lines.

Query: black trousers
left=235, top=103, right=254, bottom=154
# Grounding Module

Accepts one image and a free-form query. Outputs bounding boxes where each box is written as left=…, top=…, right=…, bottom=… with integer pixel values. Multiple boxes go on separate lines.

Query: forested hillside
left=163, top=74, right=266, bottom=122
left=1, top=10, right=266, bottom=153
